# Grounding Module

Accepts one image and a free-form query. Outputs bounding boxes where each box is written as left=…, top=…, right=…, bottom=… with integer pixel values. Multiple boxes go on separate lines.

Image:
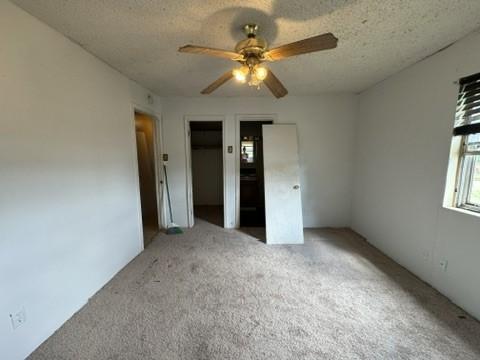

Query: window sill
left=443, top=205, right=480, bottom=219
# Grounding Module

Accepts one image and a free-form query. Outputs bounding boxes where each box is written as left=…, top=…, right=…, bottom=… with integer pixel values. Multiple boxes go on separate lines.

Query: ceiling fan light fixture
left=248, top=73, right=262, bottom=88
left=232, top=65, right=249, bottom=83
left=254, top=65, right=268, bottom=81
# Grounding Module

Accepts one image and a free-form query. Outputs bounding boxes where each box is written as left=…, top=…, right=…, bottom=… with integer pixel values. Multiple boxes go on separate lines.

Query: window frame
left=456, top=136, right=480, bottom=213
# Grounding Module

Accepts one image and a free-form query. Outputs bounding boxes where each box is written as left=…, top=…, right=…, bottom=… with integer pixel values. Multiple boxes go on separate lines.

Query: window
left=241, top=139, right=255, bottom=163
left=453, top=72, right=480, bottom=213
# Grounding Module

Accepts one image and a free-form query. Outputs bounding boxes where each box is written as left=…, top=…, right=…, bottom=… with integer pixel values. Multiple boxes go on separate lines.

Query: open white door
left=262, top=124, right=304, bottom=244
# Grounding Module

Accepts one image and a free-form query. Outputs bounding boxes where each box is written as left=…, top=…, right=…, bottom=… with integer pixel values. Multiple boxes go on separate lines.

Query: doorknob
left=293, top=185, right=300, bottom=189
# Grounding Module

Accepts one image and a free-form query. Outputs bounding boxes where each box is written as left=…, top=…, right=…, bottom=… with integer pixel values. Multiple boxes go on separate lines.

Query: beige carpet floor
left=29, top=220, right=480, bottom=359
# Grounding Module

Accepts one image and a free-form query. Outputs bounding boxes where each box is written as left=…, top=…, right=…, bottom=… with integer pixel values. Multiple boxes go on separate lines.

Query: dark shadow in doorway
left=194, top=205, right=224, bottom=228
left=239, top=227, right=266, bottom=243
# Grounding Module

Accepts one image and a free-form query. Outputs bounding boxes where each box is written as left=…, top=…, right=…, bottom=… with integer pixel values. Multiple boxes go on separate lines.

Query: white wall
left=191, top=130, right=224, bottom=206
left=352, top=29, right=480, bottom=320
left=0, top=2, right=161, bottom=359
left=192, top=149, right=224, bottom=205
left=161, top=95, right=357, bottom=229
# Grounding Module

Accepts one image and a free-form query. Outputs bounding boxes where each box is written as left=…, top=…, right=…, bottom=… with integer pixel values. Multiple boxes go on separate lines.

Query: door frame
left=234, top=114, right=277, bottom=229
left=131, top=103, right=165, bottom=250
left=184, top=115, right=226, bottom=228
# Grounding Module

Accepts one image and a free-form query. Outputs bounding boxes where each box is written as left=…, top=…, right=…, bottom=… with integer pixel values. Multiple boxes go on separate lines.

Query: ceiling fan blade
left=201, top=71, right=234, bottom=94
left=265, top=33, right=338, bottom=61
left=263, top=70, right=288, bottom=98
left=179, top=45, right=242, bottom=60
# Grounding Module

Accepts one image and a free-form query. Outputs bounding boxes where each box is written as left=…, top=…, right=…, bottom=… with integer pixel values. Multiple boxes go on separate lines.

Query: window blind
left=454, top=72, right=480, bottom=136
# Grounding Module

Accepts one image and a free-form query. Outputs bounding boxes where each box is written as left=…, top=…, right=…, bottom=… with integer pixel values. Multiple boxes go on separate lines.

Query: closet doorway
left=186, top=120, right=225, bottom=227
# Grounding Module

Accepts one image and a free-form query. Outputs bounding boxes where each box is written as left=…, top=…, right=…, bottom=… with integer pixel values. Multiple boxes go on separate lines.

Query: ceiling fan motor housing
left=235, top=24, right=268, bottom=60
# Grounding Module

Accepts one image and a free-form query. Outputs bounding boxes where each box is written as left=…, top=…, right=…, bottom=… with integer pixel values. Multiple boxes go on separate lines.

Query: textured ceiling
left=11, top=0, right=480, bottom=96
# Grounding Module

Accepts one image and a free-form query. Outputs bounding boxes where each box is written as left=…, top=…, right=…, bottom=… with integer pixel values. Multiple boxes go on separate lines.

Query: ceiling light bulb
left=248, top=73, right=261, bottom=87
left=254, top=66, right=268, bottom=81
left=232, top=68, right=246, bottom=83
left=232, top=66, right=249, bottom=83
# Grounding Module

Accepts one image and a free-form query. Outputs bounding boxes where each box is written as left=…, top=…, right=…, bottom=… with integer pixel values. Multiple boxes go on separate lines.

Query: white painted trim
left=157, top=113, right=168, bottom=229
left=443, top=205, right=480, bottom=219
left=184, top=115, right=226, bottom=228
left=130, top=105, right=144, bottom=251
left=132, top=104, right=165, bottom=251
left=443, top=135, right=462, bottom=208
left=234, top=114, right=278, bottom=228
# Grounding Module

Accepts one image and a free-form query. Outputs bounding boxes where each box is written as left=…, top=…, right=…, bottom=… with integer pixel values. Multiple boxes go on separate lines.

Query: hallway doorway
left=135, top=112, right=160, bottom=246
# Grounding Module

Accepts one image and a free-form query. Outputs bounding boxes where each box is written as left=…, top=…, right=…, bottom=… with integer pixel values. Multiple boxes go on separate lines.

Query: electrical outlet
left=440, top=259, right=448, bottom=272
left=9, top=307, right=26, bottom=330
left=422, top=251, right=430, bottom=261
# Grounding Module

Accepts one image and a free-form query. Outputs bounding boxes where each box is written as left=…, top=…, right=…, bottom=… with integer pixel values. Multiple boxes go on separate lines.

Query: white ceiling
left=12, top=0, right=480, bottom=97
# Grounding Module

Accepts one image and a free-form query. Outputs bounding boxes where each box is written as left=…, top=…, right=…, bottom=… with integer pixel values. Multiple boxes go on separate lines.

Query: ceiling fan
left=178, top=24, right=338, bottom=98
